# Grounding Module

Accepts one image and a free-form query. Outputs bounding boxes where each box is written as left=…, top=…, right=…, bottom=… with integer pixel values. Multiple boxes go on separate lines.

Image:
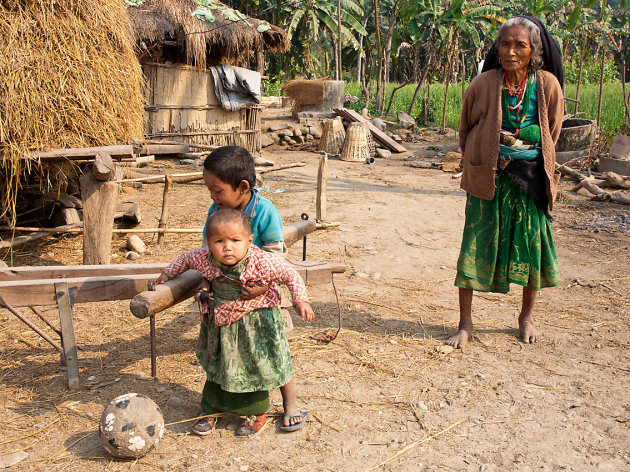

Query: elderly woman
left=447, top=17, right=564, bottom=348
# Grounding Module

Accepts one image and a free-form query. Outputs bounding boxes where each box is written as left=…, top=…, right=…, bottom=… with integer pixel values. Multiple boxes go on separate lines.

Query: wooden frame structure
left=0, top=219, right=344, bottom=389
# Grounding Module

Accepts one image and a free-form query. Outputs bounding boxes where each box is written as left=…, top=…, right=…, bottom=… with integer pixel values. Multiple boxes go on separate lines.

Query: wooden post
left=316, top=153, right=328, bottom=221
left=80, top=154, right=119, bottom=264
left=157, top=175, right=172, bottom=245
left=55, top=282, right=80, bottom=390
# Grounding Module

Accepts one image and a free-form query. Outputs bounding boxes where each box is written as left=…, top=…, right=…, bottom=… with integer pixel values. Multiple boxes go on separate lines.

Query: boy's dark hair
left=203, top=146, right=256, bottom=190
left=206, top=209, right=252, bottom=237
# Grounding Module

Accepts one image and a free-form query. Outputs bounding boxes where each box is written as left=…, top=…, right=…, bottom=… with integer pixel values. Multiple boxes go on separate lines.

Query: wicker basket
left=340, top=122, right=372, bottom=162
left=319, top=116, right=345, bottom=154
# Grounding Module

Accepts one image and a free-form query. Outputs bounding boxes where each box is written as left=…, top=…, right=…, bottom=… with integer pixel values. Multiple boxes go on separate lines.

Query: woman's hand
left=294, top=302, right=314, bottom=323
left=241, top=280, right=271, bottom=300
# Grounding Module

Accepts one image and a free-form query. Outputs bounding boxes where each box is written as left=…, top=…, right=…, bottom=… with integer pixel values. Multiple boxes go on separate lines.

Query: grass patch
left=345, top=80, right=626, bottom=135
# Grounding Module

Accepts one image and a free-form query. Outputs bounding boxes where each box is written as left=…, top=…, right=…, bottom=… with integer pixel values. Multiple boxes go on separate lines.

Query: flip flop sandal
left=235, top=414, right=268, bottom=437
left=192, top=415, right=223, bottom=436
left=279, top=411, right=309, bottom=432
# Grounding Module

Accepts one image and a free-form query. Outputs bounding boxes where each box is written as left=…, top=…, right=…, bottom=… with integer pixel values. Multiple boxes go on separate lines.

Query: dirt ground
left=1, top=108, right=629, bottom=472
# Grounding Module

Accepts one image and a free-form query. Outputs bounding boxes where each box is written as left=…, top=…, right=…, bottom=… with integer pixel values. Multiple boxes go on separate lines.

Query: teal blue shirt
left=202, top=189, right=284, bottom=248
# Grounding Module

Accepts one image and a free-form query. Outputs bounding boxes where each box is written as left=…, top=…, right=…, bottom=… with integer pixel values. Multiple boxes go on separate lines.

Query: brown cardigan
left=459, top=69, right=564, bottom=211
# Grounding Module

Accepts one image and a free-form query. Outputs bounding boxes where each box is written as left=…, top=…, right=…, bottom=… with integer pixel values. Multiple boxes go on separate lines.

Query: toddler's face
left=203, top=170, right=250, bottom=211
left=206, top=221, right=253, bottom=266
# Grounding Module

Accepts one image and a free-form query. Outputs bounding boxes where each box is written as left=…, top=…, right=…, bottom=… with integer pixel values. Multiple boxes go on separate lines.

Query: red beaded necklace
left=503, top=71, right=531, bottom=137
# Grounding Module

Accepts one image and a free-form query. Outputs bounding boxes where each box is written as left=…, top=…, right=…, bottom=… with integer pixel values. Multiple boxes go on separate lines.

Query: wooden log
left=0, top=274, right=160, bottom=307
left=0, top=263, right=165, bottom=281
left=53, top=208, right=81, bottom=227
left=283, top=219, right=317, bottom=247
left=114, top=202, right=142, bottom=224
left=573, top=179, right=630, bottom=205
left=157, top=176, right=172, bottom=245
left=130, top=270, right=202, bottom=318
left=55, top=281, right=80, bottom=389
left=137, top=144, right=190, bottom=155
left=32, top=145, right=133, bottom=161
left=316, top=154, right=328, bottom=222
left=1, top=225, right=202, bottom=234
left=92, top=152, right=115, bottom=181
left=601, top=172, right=630, bottom=189
left=0, top=223, right=81, bottom=250
left=334, top=107, right=407, bottom=153
left=80, top=173, right=119, bottom=264
left=129, top=261, right=345, bottom=318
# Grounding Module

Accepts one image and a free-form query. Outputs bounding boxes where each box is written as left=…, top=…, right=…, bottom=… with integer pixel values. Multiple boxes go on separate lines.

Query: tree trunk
left=461, top=46, right=466, bottom=101
left=621, top=42, right=629, bottom=127
left=256, top=48, right=265, bottom=75
left=356, top=6, right=373, bottom=83
left=575, top=35, right=586, bottom=115
left=381, top=0, right=401, bottom=115
left=596, top=52, right=605, bottom=127
left=424, top=80, right=431, bottom=124
left=441, top=40, right=456, bottom=134
left=336, top=0, right=342, bottom=81
left=373, top=0, right=383, bottom=112
left=408, top=41, right=434, bottom=115
left=384, top=80, right=410, bottom=117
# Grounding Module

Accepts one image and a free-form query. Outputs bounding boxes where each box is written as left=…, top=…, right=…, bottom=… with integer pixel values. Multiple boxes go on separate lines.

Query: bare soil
left=1, top=108, right=629, bottom=472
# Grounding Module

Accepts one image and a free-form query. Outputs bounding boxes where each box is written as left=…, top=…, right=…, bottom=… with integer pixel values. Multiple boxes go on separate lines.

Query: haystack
left=126, top=0, right=289, bottom=68
left=0, top=0, right=144, bottom=225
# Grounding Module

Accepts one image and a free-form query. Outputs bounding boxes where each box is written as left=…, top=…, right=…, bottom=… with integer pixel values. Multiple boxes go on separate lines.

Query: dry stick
left=39, top=431, right=93, bottom=464
left=157, top=175, right=172, bottom=245
left=316, top=153, right=328, bottom=221
left=558, top=164, right=630, bottom=205
left=113, top=163, right=306, bottom=184
left=0, top=417, right=62, bottom=446
left=310, top=412, right=342, bottom=432
left=0, top=294, right=63, bottom=353
left=365, top=418, right=467, bottom=471
left=0, top=226, right=202, bottom=234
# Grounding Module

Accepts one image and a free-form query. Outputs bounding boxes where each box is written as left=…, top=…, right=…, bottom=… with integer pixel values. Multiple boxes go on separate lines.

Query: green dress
left=197, top=255, right=294, bottom=415
left=455, top=72, right=560, bottom=293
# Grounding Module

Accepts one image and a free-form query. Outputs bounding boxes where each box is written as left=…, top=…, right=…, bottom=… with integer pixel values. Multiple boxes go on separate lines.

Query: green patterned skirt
left=455, top=173, right=560, bottom=293
left=196, top=256, right=294, bottom=416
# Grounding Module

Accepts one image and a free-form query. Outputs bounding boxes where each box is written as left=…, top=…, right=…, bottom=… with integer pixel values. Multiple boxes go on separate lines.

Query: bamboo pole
left=157, top=175, right=172, bottom=245
left=316, top=154, right=328, bottom=221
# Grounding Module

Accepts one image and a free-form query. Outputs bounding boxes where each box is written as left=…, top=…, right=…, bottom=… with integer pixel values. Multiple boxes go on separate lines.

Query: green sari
left=455, top=72, right=560, bottom=293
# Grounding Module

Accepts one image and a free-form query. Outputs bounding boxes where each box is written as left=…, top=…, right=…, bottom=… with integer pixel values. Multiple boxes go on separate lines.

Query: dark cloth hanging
left=481, top=16, right=564, bottom=89
left=502, top=157, right=552, bottom=220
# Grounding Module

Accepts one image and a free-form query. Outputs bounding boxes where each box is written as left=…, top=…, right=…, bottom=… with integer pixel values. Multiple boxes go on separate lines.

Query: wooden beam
left=0, top=274, right=160, bottom=307
left=55, top=282, right=80, bottom=390
left=334, top=107, right=407, bottom=153
left=31, top=145, right=133, bottom=161
left=129, top=261, right=345, bottom=318
left=283, top=219, right=317, bottom=247
left=316, top=153, right=328, bottom=221
left=0, top=263, right=165, bottom=281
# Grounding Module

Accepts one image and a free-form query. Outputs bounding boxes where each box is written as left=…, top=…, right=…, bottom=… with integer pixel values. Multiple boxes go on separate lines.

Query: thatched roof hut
left=0, top=0, right=144, bottom=226
left=126, top=0, right=289, bottom=69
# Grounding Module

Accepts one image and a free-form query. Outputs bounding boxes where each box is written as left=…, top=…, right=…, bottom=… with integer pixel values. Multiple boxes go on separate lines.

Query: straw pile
left=281, top=78, right=325, bottom=113
left=0, top=0, right=145, bottom=225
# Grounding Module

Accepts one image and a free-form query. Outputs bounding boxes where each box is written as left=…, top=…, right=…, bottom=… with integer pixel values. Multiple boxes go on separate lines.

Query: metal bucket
left=555, top=118, right=596, bottom=153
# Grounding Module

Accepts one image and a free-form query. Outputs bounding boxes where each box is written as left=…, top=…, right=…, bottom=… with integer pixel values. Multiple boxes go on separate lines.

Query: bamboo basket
left=319, top=116, right=345, bottom=154
left=339, top=123, right=372, bottom=162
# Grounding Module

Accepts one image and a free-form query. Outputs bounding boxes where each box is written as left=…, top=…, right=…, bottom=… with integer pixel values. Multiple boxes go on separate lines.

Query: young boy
left=156, top=209, right=314, bottom=436
left=197, top=146, right=308, bottom=432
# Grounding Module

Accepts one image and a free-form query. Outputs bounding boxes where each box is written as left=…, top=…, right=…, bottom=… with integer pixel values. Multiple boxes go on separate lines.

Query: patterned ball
left=99, top=393, right=164, bottom=459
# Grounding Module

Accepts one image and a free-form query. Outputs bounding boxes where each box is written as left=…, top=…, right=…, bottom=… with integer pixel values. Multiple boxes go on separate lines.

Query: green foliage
left=564, top=55, right=619, bottom=84
left=344, top=80, right=625, bottom=135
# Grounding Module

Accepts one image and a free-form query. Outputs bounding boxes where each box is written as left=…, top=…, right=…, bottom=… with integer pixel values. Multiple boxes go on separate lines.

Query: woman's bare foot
left=519, top=314, right=541, bottom=343
left=446, top=322, right=472, bottom=349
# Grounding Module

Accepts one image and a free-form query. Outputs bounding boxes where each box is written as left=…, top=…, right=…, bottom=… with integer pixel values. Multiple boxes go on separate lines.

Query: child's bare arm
left=155, top=271, right=169, bottom=286
left=294, top=301, right=314, bottom=322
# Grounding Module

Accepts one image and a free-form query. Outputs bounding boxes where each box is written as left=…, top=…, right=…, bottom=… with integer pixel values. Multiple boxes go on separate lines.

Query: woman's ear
left=238, top=180, right=251, bottom=195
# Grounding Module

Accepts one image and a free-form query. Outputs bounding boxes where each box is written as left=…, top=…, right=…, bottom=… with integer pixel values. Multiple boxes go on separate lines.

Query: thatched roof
left=126, top=0, right=289, bottom=68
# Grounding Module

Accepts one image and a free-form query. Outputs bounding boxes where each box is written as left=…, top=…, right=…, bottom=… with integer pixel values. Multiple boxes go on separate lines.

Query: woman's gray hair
left=496, top=17, right=544, bottom=70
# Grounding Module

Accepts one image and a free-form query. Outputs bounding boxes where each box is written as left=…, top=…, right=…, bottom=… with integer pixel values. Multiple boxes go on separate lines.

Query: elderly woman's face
left=498, top=25, right=532, bottom=74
